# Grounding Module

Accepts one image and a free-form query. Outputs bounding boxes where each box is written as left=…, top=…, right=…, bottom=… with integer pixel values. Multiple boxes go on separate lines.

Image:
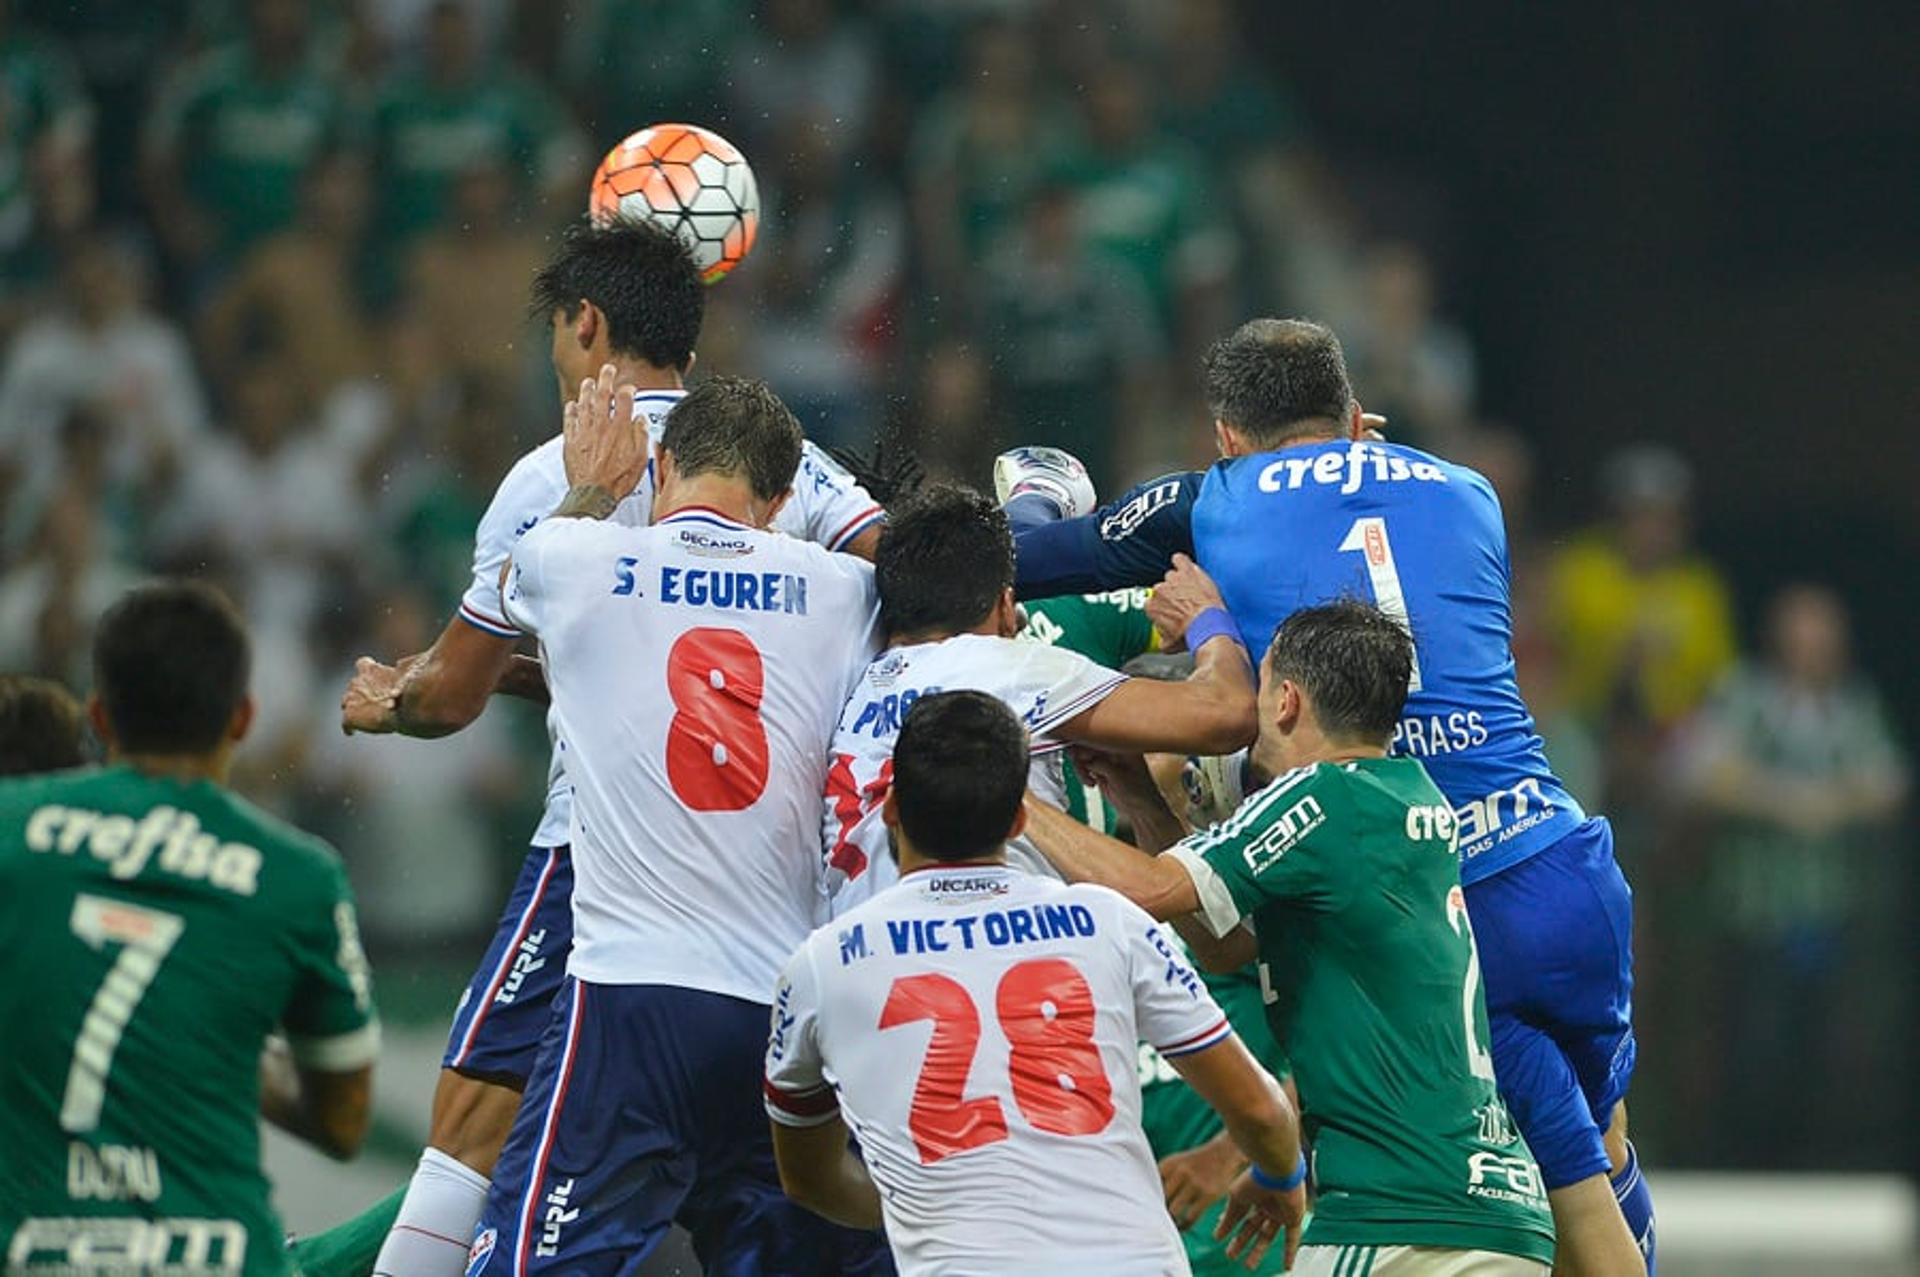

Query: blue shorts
left=468, top=979, right=893, bottom=1277
left=1466, top=817, right=1636, bottom=1190
left=442, top=846, right=573, bottom=1083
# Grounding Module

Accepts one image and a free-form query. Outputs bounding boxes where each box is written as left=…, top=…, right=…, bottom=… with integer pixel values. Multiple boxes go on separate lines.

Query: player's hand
left=1068, top=745, right=1161, bottom=811
left=341, top=657, right=405, bottom=735
left=562, top=363, right=649, bottom=498
left=1159, top=1136, right=1246, bottom=1232
left=1215, top=1169, right=1306, bottom=1271
left=1146, top=554, right=1227, bottom=650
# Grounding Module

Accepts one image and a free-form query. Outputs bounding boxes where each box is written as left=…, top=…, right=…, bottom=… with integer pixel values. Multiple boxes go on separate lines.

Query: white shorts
left=1291, top=1244, right=1550, bottom=1277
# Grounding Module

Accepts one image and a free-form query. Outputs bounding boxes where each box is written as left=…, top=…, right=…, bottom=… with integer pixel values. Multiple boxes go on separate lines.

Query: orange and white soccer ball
left=588, top=123, right=760, bottom=284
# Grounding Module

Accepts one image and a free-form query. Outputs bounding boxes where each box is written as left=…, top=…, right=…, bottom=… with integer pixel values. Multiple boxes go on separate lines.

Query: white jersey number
left=61, top=894, right=186, bottom=1132
left=1338, top=517, right=1424, bottom=692
left=1445, top=886, right=1498, bottom=1082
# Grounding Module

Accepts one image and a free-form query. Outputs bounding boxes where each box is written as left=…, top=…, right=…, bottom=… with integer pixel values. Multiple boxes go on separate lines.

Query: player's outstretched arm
left=340, top=617, right=518, bottom=738
left=1170, top=1036, right=1306, bottom=1272
left=1023, top=793, right=1201, bottom=920
left=769, top=1116, right=884, bottom=1231
left=1011, top=470, right=1203, bottom=601
left=259, top=1037, right=372, bottom=1161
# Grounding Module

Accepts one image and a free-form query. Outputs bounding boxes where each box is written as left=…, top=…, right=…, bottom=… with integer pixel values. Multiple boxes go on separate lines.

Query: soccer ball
left=588, top=123, right=760, bottom=285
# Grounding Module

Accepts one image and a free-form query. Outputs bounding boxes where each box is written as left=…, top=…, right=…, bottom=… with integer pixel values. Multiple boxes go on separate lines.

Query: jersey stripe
left=1028, top=672, right=1129, bottom=741
left=450, top=847, right=563, bottom=1068
left=763, top=1077, right=841, bottom=1125
left=1164, top=845, right=1244, bottom=939
left=658, top=506, right=752, bottom=531
left=287, top=1020, right=382, bottom=1071
left=515, top=982, right=586, bottom=1277
left=458, top=602, right=521, bottom=639
left=1155, top=1016, right=1230, bottom=1058
left=827, top=505, right=886, bottom=552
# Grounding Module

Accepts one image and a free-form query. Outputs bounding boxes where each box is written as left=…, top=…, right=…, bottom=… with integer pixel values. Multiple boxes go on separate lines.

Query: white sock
left=373, top=1147, right=493, bottom=1277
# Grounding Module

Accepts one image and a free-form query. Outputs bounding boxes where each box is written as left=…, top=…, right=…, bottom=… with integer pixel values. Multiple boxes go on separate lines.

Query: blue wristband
left=1183, top=606, right=1242, bottom=654
left=1249, top=1154, right=1308, bottom=1193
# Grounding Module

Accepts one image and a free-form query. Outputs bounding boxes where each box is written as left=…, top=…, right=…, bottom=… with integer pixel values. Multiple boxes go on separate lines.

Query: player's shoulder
left=479, top=436, right=568, bottom=532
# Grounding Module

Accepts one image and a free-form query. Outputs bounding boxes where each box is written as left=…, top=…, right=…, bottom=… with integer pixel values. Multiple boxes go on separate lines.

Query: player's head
left=0, top=675, right=88, bottom=776
left=1203, top=318, right=1362, bottom=455
left=655, top=375, right=802, bottom=527
left=1257, top=600, right=1411, bottom=768
left=883, top=690, right=1029, bottom=868
left=874, top=484, right=1017, bottom=642
left=89, top=581, right=255, bottom=772
left=531, top=218, right=704, bottom=400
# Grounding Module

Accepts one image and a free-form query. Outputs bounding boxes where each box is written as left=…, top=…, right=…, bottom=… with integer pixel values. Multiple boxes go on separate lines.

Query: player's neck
left=599, top=359, right=683, bottom=394
left=897, top=851, right=1008, bottom=877
left=654, top=476, right=760, bottom=527
left=1258, top=728, right=1388, bottom=775
left=113, top=751, right=232, bottom=787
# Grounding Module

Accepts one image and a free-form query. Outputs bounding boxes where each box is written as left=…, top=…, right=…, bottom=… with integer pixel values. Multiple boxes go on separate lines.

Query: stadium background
left=0, top=0, right=1912, bottom=1270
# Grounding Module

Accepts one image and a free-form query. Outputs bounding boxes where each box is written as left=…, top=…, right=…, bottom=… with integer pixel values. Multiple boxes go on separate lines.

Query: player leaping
left=1000, top=318, right=1653, bottom=1274
left=333, top=219, right=886, bottom=1277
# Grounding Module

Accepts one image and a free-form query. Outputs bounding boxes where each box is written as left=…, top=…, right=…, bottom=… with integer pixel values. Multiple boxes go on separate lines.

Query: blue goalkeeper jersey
left=1010, top=439, right=1585, bottom=884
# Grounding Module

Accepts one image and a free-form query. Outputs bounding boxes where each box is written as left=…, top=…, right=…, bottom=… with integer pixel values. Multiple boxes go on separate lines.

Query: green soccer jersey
left=0, top=766, right=378, bottom=1277
left=1020, top=589, right=1159, bottom=833
left=1138, top=937, right=1294, bottom=1274
left=1167, top=757, right=1555, bottom=1265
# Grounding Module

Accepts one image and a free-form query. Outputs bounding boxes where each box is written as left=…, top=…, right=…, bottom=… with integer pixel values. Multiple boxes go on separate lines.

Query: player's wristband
left=1249, top=1154, right=1309, bottom=1193
left=1184, top=607, right=1242, bottom=654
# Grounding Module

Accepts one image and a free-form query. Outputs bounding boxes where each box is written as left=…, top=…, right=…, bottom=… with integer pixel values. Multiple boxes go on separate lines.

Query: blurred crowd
left=0, top=0, right=1907, bottom=1172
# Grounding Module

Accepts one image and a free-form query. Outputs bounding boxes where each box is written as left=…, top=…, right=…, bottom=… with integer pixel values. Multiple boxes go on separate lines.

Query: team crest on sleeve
left=464, top=1226, right=497, bottom=1277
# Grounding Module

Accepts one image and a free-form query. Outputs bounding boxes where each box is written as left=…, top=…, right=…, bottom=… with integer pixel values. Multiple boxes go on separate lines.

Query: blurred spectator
left=907, top=19, right=1075, bottom=313
left=0, top=471, right=142, bottom=685
left=1676, top=584, right=1909, bottom=1166
left=903, top=336, right=1000, bottom=485
left=198, top=147, right=375, bottom=402
left=980, top=183, right=1158, bottom=491
left=1053, top=58, right=1235, bottom=360
left=743, top=119, right=904, bottom=447
left=141, top=0, right=349, bottom=275
left=728, top=0, right=874, bottom=163
left=1152, top=0, right=1302, bottom=164
left=1547, top=444, right=1737, bottom=732
left=1343, top=241, right=1476, bottom=449
left=398, top=158, right=548, bottom=397
left=564, top=0, right=742, bottom=139
left=305, top=582, right=518, bottom=943
left=0, top=234, right=206, bottom=541
left=159, top=361, right=383, bottom=634
left=364, top=0, right=583, bottom=262
left=0, top=4, right=93, bottom=285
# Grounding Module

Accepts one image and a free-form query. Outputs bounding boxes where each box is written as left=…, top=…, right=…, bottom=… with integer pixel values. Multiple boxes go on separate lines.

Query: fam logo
left=1241, top=794, right=1327, bottom=874
left=1099, top=478, right=1183, bottom=542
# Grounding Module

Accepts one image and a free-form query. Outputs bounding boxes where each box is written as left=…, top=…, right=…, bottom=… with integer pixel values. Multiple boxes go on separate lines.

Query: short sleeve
left=461, top=447, right=567, bottom=637
left=1014, top=642, right=1129, bottom=740
left=281, top=861, right=380, bottom=1071
left=764, top=943, right=838, bottom=1127
left=786, top=442, right=885, bottom=552
left=1164, top=765, right=1342, bottom=938
left=1119, top=899, right=1232, bottom=1059
left=499, top=518, right=568, bottom=637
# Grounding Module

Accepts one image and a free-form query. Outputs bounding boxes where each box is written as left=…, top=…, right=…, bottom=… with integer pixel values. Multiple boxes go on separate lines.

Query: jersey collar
left=658, top=505, right=753, bottom=531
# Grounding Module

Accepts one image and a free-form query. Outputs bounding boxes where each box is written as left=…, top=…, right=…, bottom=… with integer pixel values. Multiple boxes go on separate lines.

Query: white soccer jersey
left=457, top=388, right=885, bottom=845
left=822, top=633, right=1126, bottom=914
left=501, top=506, right=881, bottom=1001
left=766, top=864, right=1230, bottom=1276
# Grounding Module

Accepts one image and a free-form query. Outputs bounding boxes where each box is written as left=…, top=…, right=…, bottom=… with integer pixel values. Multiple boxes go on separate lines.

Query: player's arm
left=769, top=1116, right=884, bottom=1231
left=259, top=1036, right=371, bottom=1160
left=1168, top=1036, right=1306, bottom=1270
left=1010, top=470, right=1202, bottom=600
left=494, top=653, right=551, bottom=704
left=341, top=619, right=519, bottom=737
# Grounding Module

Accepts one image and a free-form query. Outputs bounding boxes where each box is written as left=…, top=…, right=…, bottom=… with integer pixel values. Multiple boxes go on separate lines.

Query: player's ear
left=574, top=299, right=601, bottom=352
left=1346, top=400, right=1365, bottom=441
left=1213, top=419, right=1232, bottom=458
left=993, top=587, right=1018, bottom=638
left=880, top=788, right=901, bottom=830
left=85, top=694, right=115, bottom=753
left=1004, top=801, right=1028, bottom=843
left=760, top=487, right=793, bottom=529
left=227, top=695, right=256, bottom=745
left=1274, top=680, right=1303, bottom=734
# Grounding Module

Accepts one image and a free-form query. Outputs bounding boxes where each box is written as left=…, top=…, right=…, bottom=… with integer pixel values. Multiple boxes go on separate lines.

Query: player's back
left=0, top=766, right=375, bottom=1277
left=821, top=632, right=1125, bottom=913
left=780, top=865, right=1207, bottom=1275
left=1192, top=440, right=1583, bottom=882
left=501, top=506, right=881, bottom=1002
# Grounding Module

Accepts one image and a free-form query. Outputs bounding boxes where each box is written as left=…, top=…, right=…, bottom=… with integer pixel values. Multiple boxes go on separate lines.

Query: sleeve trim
left=287, top=1020, right=381, bottom=1071
left=1156, top=1016, right=1232, bottom=1058
left=828, top=506, right=887, bottom=551
left=1166, top=844, right=1244, bottom=938
left=458, top=603, right=521, bottom=638
left=1029, top=671, right=1130, bottom=740
left=764, top=1077, right=841, bottom=1127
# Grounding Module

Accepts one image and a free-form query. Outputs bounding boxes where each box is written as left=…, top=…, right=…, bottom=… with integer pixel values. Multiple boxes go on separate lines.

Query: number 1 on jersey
left=1338, top=516, right=1424, bottom=692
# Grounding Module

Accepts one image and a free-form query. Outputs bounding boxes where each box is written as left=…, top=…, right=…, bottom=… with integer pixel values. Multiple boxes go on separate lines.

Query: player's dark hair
left=1264, top=600, right=1413, bottom=744
left=893, top=690, right=1029, bottom=861
left=874, top=484, right=1013, bottom=639
left=0, top=676, right=87, bottom=776
left=1203, top=318, right=1354, bottom=447
left=529, top=218, right=704, bottom=371
left=92, top=581, right=251, bottom=756
left=660, top=374, right=803, bottom=502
